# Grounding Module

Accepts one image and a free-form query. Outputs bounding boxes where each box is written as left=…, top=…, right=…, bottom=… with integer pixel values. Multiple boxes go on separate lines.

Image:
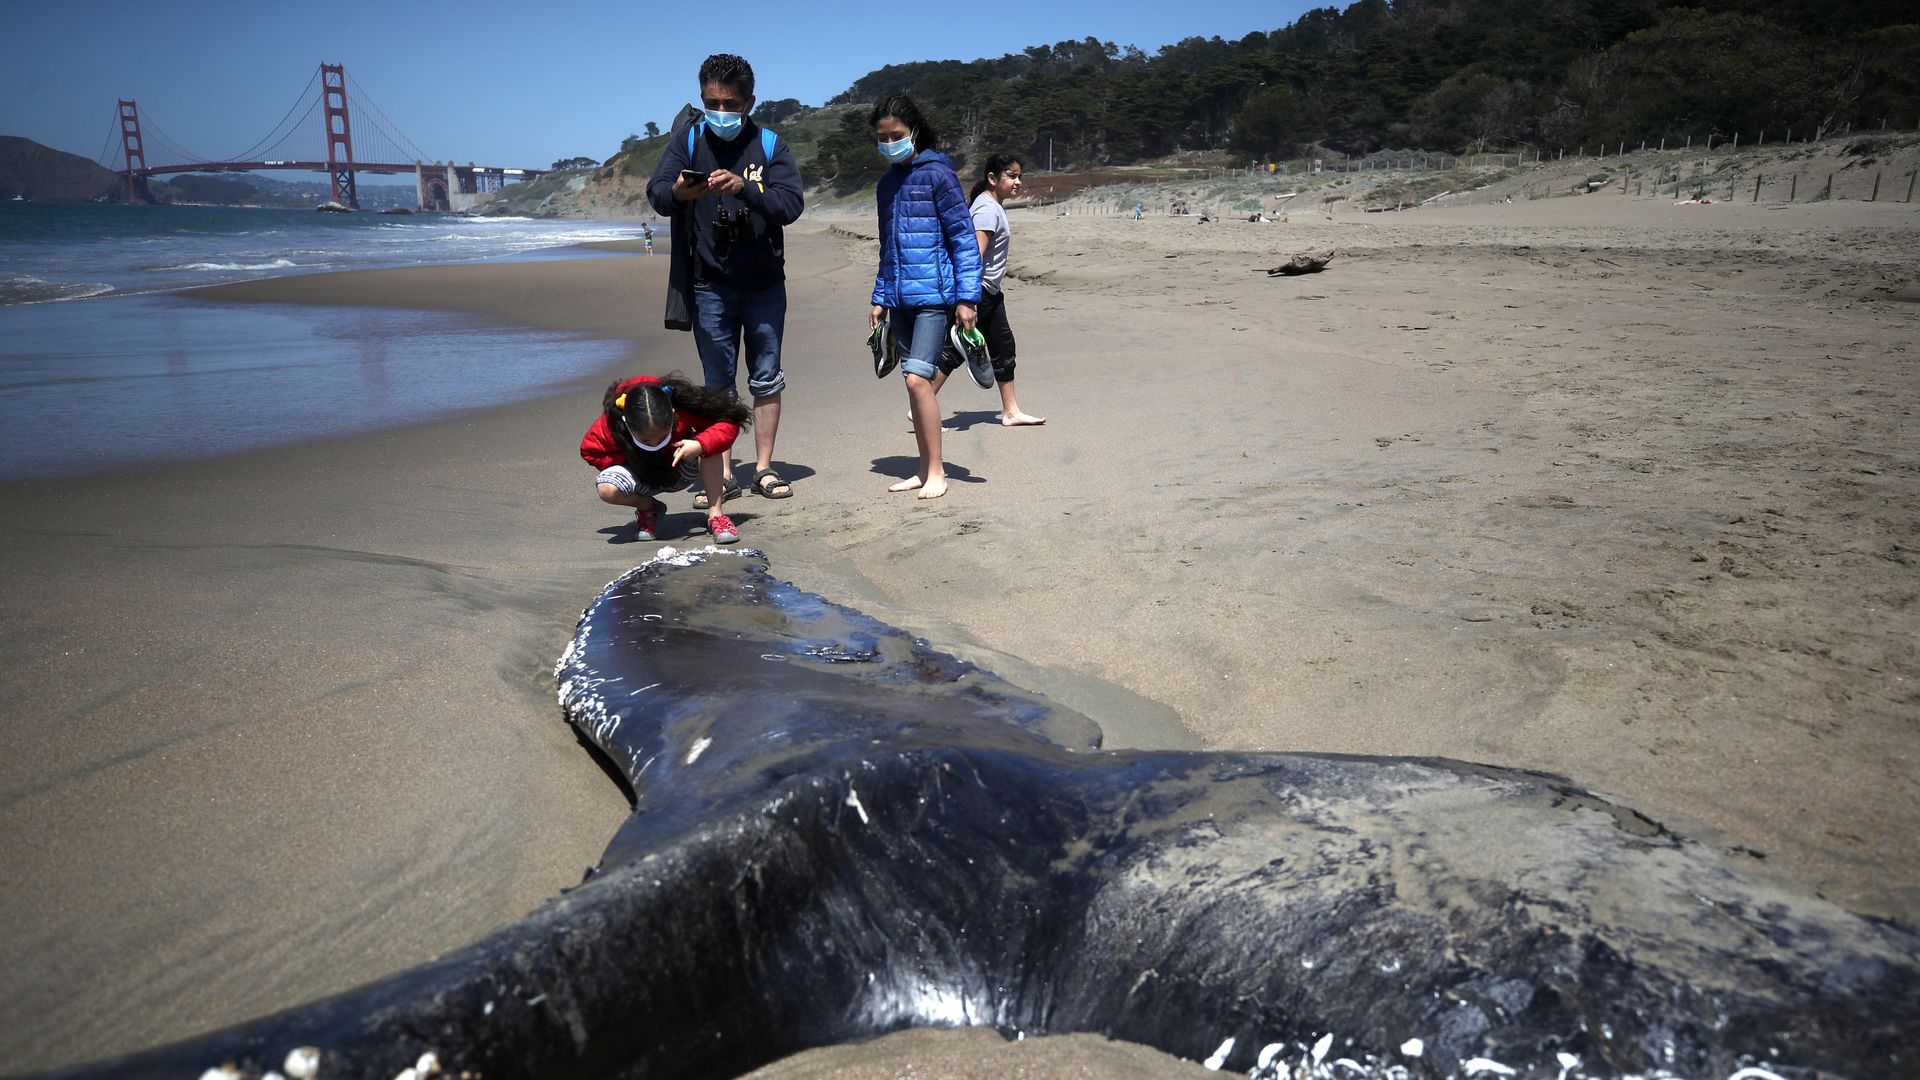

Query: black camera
left=714, top=206, right=754, bottom=248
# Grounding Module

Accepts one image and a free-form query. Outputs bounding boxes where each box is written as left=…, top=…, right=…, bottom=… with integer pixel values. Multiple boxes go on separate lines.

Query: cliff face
left=0, top=136, right=127, bottom=202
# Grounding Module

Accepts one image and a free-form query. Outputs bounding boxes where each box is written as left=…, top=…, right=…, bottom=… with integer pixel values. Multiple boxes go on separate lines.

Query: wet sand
left=1, top=193, right=1915, bottom=1073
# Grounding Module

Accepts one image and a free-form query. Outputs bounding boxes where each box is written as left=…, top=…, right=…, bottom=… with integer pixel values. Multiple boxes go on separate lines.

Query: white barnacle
left=1255, top=1042, right=1283, bottom=1069
left=1399, top=1038, right=1424, bottom=1058
left=1311, top=1032, right=1334, bottom=1064
left=1203, top=1036, right=1234, bottom=1070
left=283, top=1046, right=322, bottom=1079
left=415, top=1052, right=441, bottom=1077
left=845, top=787, right=870, bottom=824
left=199, top=1069, right=241, bottom=1080
left=1464, top=1058, right=1517, bottom=1077
left=686, top=737, right=712, bottom=764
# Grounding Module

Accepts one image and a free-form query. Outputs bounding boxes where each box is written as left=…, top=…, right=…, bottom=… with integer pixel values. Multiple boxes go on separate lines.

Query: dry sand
left=0, top=190, right=1914, bottom=1074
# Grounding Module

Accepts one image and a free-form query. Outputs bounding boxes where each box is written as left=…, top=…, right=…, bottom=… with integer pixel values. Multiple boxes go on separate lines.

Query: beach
left=1, top=193, right=1916, bottom=1074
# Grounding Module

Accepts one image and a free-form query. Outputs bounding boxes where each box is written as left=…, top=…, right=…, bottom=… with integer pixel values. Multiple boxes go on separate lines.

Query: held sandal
left=752, top=468, right=793, bottom=499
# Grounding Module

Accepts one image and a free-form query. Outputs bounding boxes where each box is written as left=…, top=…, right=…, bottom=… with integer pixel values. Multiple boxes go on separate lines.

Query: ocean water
left=0, top=200, right=659, bottom=304
left=0, top=201, right=661, bottom=480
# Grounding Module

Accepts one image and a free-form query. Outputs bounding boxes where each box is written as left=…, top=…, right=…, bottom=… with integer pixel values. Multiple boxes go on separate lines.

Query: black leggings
left=938, top=289, right=1017, bottom=382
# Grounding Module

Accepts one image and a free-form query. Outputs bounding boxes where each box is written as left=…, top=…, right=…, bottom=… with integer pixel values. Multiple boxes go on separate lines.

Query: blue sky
left=4, top=0, right=1318, bottom=180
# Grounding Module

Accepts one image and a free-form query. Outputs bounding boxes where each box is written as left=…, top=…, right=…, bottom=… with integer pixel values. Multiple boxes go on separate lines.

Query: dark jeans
left=692, top=278, right=787, bottom=398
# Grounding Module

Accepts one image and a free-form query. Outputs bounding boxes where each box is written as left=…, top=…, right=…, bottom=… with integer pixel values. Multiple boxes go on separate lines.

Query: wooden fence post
left=1753, top=176, right=1762, bottom=202
left=1871, top=171, right=1881, bottom=201
left=1790, top=174, right=1797, bottom=201
left=1908, top=169, right=1918, bottom=203
left=1824, top=174, right=1833, bottom=200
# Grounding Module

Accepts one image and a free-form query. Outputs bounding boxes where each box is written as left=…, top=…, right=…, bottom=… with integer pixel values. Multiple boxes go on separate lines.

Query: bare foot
left=1001, top=412, right=1047, bottom=426
left=916, top=476, right=948, bottom=500
left=887, top=477, right=923, bottom=493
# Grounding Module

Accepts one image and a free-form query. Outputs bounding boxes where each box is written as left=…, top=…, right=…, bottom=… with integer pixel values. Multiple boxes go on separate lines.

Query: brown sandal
left=751, top=468, right=793, bottom=499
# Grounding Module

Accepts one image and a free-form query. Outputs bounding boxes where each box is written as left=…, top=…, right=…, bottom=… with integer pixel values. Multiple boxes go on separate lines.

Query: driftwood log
left=1262, top=250, right=1335, bottom=276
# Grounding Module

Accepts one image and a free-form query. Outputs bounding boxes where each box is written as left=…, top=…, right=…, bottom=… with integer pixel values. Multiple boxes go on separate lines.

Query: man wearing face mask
left=647, top=53, right=805, bottom=504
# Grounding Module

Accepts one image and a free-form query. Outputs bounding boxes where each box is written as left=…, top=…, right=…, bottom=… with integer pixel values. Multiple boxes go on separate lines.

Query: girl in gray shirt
left=931, top=154, right=1046, bottom=426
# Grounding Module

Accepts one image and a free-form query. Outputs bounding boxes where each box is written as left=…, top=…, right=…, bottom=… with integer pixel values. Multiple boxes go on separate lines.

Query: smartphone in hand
left=679, top=169, right=706, bottom=186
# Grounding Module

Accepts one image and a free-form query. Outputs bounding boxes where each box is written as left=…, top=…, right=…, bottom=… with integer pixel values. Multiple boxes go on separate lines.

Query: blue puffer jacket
left=872, top=150, right=982, bottom=309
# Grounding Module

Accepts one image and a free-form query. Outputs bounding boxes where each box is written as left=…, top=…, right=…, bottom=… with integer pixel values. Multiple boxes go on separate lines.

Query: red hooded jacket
left=579, top=376, right=740, bottom=470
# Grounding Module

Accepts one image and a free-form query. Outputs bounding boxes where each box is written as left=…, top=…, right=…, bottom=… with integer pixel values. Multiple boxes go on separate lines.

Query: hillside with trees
left=805, top=0, right=1919, bottom=188
left=482, top=0, right=1916, bottom=216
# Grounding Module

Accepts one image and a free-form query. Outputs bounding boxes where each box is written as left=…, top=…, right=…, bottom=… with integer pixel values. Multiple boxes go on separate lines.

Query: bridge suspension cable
left=226, top=65, right=325, bottom=163
left=345, top=72, right=436, bottom=163
left=95, top=114, right=121, bottom=171
left=137, top=109, right=213, bottom=167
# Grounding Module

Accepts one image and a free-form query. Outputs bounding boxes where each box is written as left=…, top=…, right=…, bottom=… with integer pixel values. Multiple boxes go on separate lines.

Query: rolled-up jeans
left=889, top=306, right=950, bottom=382
left=692, top=278, right=787, bottom=398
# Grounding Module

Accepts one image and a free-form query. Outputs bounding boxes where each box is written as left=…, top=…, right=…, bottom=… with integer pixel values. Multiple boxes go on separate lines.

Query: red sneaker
left=706, top=513, right=740, bottom=545
left=634, top=499, right=662, bottom=541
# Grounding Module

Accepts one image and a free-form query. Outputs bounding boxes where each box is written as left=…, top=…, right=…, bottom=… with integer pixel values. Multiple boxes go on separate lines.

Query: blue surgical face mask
left=877, top=134, right=915, bottom=164
left=704, top=110, right=744, bottom=141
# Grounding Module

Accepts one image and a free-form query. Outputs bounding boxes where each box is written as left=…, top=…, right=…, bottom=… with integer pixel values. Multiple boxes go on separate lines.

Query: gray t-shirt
left=970, top=192, right=1010, bottom=295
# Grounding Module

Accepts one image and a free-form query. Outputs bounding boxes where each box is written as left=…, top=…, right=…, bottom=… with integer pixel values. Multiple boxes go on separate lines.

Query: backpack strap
left=686, top=123, right=778, bottom=174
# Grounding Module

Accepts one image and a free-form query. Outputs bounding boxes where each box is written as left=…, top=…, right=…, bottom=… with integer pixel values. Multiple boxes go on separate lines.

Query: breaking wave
left=0, top=277, right=116, bottom=306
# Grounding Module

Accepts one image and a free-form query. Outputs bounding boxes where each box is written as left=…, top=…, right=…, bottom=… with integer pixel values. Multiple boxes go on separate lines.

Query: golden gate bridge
left=98, top=63, right=548, bottom=211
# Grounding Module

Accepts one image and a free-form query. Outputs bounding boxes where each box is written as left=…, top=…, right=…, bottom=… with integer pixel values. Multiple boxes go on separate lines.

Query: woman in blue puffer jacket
left=868, top=93, right=981, bottom=500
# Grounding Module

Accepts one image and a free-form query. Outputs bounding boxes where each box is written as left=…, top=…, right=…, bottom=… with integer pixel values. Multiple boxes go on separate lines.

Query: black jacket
left=648, top=111, right=805, bottom=328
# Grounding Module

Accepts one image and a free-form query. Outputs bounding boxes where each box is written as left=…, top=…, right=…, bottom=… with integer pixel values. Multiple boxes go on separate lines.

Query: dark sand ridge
left=2, top=198, right=1916, bottom=1073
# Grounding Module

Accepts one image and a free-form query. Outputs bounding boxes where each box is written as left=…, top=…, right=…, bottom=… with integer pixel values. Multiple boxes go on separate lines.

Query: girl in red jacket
left=581, top=374, right=752, bottom=543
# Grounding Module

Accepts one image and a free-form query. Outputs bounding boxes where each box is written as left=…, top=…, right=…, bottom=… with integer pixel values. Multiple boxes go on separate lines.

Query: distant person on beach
left=868, top=93, right=981, bottom=501
left=641, top=222, right=654, bottom=255
left=580, top=374, right=752, bottom=544
left=930, top=154, right=1044, bottom=428
left=648, top=53, right=803, bottom=506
